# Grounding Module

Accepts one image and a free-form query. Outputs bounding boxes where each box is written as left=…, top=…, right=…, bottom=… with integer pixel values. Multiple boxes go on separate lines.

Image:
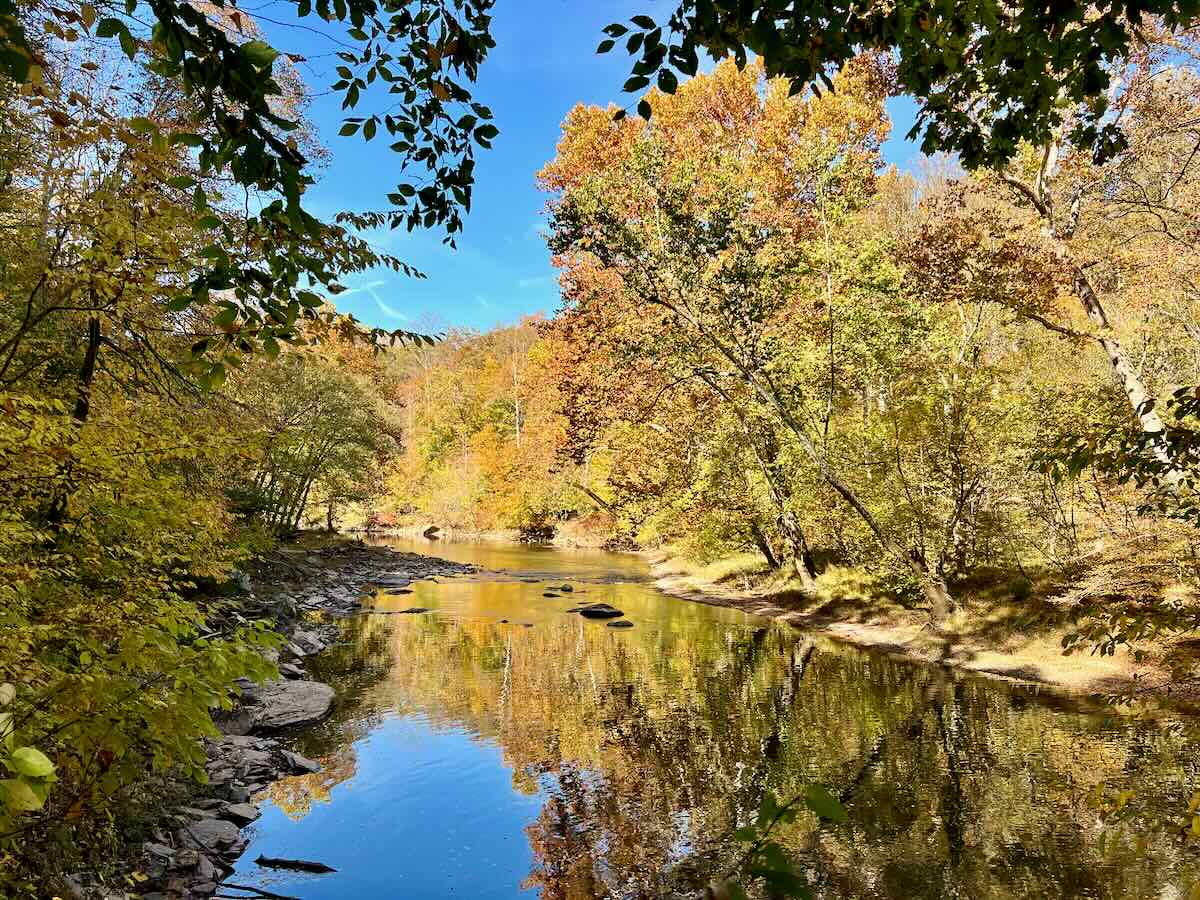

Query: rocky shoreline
left=79, top=540, right=477, bottom=900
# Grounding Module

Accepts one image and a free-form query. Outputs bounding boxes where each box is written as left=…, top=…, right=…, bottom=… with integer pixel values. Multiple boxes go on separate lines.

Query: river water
left=229, top=539, right=1200, bottom=899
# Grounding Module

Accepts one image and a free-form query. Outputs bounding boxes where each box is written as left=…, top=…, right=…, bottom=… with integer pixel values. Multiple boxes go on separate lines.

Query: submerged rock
left=542, top=592, right=559, bottom=598
left=578, top=603, right=624, bottom=620
left=399, top=607, right=431, bottom=614
left=607, top=620, right=634, bottom=629
left=559, top=584, right=574, bottom=592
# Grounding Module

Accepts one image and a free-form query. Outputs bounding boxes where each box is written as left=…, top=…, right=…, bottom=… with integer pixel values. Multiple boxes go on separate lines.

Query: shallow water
left=230, top=539, right=1200, bottom=898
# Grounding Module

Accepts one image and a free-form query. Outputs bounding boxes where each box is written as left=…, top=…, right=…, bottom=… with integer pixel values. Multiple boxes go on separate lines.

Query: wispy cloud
left=476, top=295, right=494, bottom=309
left=517, top=275, right=553, bottom=290
left=337, top=279, right=386, bottom=297
left=341, top=279, right=409, bottom=321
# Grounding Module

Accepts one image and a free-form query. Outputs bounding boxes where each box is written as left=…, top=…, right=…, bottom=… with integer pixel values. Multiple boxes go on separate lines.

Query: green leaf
left=597, top=39, right=615, bottom=53
left=623, top=76, right=649, bottom=93
left=241, top=40, right=279, bottom=69
left=95, top=16, right=123, bottom=37
left=0, top=778, right=44, bottom=811
left=637, top=99, right=652, bottom=118
left=118, top=26, right=136, bottom=59
left=657, top=69, right=678, bottom=94
left=10, top=747, right=54, bottom=778
left=631, top=15, right=656, bottom=28
left=803, top=784, right=848, bottom=823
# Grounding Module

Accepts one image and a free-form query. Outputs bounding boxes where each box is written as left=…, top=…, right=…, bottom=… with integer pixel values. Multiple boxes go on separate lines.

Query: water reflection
left=232, top=540, right=1200, bottom=899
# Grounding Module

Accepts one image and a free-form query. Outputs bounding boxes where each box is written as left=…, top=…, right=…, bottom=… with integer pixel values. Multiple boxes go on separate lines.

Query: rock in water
left=281, top=750, right=322, bottom=774
left=244, top=680, right=335, bottom=732
left=221, top=803, right=260, bottom=826
left=578, top=603, right=624, bottom=620
left=607, top=620, right=634, bottom=629
left=559, top=584, right=574, bottom=592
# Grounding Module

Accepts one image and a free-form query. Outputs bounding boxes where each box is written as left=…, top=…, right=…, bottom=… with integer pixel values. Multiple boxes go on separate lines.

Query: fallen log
left=254, top=854, right=338, bottom=873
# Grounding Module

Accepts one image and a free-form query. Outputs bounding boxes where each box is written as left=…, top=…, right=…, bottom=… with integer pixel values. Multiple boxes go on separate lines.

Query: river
left=228, top=538, right=1200, bottom=898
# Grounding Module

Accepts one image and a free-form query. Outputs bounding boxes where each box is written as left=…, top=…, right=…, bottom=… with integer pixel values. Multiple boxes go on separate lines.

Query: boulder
left=291, top=630, right=326, bottom=655
left=282, top=750, right=322, bottom=774
left=244, top=680, right=335, bottom=732
left=577, top=603, right=624, bottom=620
left=178, top=818, right=239, bottom=853
left=221, top=803, right=260, bottom=826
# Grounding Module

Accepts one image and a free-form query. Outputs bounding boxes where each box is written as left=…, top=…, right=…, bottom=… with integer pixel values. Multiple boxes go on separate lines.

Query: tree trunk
left=778, top=509, right=819, bottom=591
left=570, top=479, right=615, bottom=514
left=1065, top=256, right=1182, bottom=487
left=698, top=373, right=820, bottom=590
left=72, top=316, right=101, bottom=425
left=749, top=520, right=780, bottom=570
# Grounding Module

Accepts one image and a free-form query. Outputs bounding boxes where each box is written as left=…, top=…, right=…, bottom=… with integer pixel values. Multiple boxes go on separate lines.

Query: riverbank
left=647, top=550, right=1200, bottom=705
left=62, top=536, right=478, bottom=900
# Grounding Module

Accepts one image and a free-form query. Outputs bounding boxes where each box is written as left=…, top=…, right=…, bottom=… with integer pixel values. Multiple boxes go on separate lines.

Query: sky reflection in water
left=230, top=540, right=1200, bottom=899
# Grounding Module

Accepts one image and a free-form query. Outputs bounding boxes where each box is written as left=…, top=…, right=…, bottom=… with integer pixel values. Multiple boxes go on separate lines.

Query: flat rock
left=398, top=607, right=430, bottom=614
left=221, top=803, right=260, bottom=826
left=578, top=603, right=624, bottom=620
left=244, top=680, right=335, bottom=732
left=291, top=630, right=326, bottom=655
left=178, top=818, right=239, bottom=852
left=607, top=620, right=634, bottom=629
left=282, top=749, right=321, bottom=774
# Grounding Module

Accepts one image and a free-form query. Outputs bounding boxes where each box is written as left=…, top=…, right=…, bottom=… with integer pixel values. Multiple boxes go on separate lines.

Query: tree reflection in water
left=255, top=567, right=1200, bottom=899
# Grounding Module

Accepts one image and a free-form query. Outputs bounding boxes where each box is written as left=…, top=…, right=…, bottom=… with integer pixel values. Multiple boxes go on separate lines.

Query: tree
left=912, top=26, right=1200, bottom=493
left=542, top=58, right=959, bottom=620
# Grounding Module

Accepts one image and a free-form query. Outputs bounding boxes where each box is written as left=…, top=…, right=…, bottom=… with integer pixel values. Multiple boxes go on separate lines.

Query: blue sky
left=263, top=3, right=924, bottom=332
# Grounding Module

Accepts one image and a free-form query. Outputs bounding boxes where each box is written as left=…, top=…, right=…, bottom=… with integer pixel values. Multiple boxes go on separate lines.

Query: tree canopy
left=602, top=0, right=1199, bottom=169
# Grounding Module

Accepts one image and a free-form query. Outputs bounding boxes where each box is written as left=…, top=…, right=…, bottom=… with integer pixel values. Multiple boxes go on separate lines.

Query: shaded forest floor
left=648, top=550, right=1200, bottom=708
